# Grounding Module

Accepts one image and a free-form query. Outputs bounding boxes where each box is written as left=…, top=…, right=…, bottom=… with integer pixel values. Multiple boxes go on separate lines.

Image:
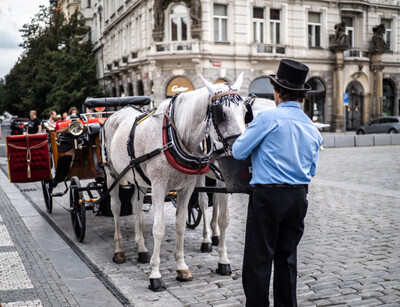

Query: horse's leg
left=215, top=186, right=232, bottom=276
left=210, top=185, right=223, bottom=246
left=148, top=183, right=168, bottom=292
left=132, top=188, right=150, bottom=263
left=197, top=175, right=212, bottom=252
left=109, top=182, right=125, bottom=263
left=175, top=185, right=195, bottom=281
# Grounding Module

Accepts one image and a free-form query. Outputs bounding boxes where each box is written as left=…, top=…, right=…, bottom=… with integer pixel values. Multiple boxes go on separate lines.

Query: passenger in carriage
left=43, top=110, right=57, bottom=132
left=85, top=108, right=96, bottom=119
left=233, top=59, right=322, bottom=307
left=27, top=110, right=42, bottom=134
left=66, top=106, right=78, bottom=120
left=62, top=112, right=68, bottom=120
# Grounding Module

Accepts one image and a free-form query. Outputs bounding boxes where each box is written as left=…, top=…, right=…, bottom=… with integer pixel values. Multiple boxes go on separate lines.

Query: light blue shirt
left=232, top=101, right=323, bottom=185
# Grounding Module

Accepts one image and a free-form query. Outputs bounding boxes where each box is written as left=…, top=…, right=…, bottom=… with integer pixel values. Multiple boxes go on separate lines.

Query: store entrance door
left=345, top=82, right=363, bottom=131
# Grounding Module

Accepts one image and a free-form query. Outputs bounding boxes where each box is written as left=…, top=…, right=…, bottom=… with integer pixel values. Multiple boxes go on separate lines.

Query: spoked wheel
left=41, top=180, right=53, bottom=213
left=186, top=192, right=202, bottom=229
left=70, top=176, right=86, bottom=242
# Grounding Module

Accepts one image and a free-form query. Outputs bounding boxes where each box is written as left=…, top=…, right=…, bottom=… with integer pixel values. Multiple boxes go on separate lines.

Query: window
left=342, top=17, right=354, bottom=48
left=170, top=4, right=188, bottom=41
left=253, top=7, right=264, bottom=43
left=383, top=79, right=395, bottom=116
left=382, top=19, right=392, bottom=50
left=308, top=12, right=321, bottom=47
left=270, top=9, right=281, bottom=45
left=214, top=4, right=228, bottom=42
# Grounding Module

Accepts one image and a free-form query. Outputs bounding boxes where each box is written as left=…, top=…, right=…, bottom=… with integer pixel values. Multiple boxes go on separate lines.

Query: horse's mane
left=174, top=87, right=210, bottom=141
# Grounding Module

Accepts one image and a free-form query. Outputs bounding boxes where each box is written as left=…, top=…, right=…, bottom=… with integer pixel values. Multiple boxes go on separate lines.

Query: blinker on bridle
left=207, top=89, right=244, bottom=152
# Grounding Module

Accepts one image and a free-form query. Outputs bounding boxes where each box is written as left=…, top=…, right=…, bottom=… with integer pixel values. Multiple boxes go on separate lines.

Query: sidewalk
left=0, top=159, right=124, bottom=307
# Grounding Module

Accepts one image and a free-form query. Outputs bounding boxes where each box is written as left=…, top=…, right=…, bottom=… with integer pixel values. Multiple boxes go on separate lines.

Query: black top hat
left=268, top=59, right=311, bottom=92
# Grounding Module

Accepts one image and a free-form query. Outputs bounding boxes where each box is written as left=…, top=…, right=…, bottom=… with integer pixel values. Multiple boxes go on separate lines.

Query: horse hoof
left=216, top=263, right=232, bottom=276
left=212, top=236, right=220, bottom=246
left=148, top=278, right=166, bottom=292
left=201, top=242, right=212, bottom=253
left=176, top=269, right=193, bottom=281
left=113, top=252, right=126, bottom=264
left=138, top=252, right=150, bottom=263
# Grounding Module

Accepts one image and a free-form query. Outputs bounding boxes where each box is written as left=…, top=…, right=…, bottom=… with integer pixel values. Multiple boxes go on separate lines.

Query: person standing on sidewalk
left=27, top=110, right=42, bottom=134
left=232, top=59, right=322, bottom=306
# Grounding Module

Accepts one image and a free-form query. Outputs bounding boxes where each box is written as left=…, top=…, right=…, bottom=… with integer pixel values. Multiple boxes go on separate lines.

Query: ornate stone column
left=370, top=24, right=389, bottom=118
left=371, top=55, right=384, bottom=118
left=331, top=52, right=346, bottom=132
left=329, top=22, right=349, bottom=132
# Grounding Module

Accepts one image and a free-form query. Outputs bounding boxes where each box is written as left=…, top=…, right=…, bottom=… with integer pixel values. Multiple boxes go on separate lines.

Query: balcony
left=155, top=42, right=192, bottom=52
left=255, top=44, right=286, bottom=55
left=151, top=41, right=199, bottom=55
left=344, top=48, right=369, bottom=58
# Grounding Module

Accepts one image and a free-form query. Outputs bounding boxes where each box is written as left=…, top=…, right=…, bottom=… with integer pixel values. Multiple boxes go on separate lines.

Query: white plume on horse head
left=200, top=75, right=216, bottom=95
left=231, top=72, right=244, bottom=92
left=200, top=73, right=244, bottom=95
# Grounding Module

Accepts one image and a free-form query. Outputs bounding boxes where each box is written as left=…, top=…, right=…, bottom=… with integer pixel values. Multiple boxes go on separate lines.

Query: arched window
left=305, top=77, right=326, bottom=123
left=345, top=81, right=363, bottom=130
left=137, top=80, right=144, bottom=96
left=170, top=4, right=188, bottom=41
left=127, top=83, right=133, bottom=96
left=248, top=77, right=274, bottom=100
left=383, top=79, right=395, bottom=116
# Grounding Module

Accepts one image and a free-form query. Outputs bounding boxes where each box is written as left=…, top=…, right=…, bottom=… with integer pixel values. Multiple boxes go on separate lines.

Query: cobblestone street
left=1, top=145, right=400, bottom=306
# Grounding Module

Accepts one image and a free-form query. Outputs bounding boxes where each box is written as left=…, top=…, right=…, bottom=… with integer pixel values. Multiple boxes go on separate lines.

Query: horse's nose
left=225, top=134, right=241, bottom=149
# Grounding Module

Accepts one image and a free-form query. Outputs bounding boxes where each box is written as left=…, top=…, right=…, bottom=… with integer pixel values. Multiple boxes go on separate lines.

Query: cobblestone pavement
left=0, top=180, right=79, bottom=306
left=1, top=145, right=400, bottom=306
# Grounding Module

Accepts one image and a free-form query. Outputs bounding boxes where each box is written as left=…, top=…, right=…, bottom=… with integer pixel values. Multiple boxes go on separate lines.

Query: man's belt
left=255, top=184, right=308, bottom=189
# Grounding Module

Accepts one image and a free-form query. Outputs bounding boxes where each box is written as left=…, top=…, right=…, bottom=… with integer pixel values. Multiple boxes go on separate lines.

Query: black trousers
left=242, top=185, right=308, bottom=307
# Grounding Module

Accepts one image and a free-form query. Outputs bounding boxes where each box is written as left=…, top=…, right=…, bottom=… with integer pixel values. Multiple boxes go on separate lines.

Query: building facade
left=77, top=0, right=400, bottom=132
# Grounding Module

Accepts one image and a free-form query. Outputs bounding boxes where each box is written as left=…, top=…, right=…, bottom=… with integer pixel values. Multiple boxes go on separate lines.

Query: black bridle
left=206, top=88, right=244, bottom=152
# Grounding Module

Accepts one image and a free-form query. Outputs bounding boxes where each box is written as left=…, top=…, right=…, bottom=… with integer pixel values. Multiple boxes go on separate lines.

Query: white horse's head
left=250, top=97, right=276, bottom=117
left=200, top=73, right=247, bottom=151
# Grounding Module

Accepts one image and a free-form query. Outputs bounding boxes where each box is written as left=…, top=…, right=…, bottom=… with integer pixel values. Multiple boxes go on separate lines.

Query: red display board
left=6, top=134, right=51, bottom=183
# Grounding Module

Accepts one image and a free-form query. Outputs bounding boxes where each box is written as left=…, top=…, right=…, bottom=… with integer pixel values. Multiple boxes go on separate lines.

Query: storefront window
left=248, top=77, right=274, bottom=100
left=383, top=79, right=395, bottom=116
left=305, top=77, right=326, bottom=123
left=166, top=76, right=194, bottom=98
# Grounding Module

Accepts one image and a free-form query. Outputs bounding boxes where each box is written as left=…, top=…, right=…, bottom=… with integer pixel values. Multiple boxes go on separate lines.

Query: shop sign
left=166, top=77, right=194, bottom=96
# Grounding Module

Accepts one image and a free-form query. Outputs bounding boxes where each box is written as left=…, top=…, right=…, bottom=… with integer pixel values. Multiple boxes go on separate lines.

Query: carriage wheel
left=41, top=180, right=53, bottom=213
left=70, top=176, right=86, bottom=242
left=186, top=193, right=202, bottom=229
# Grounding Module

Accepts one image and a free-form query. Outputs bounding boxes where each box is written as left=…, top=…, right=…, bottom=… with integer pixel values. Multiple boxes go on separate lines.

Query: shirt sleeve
left=232, top=114, right=274, bottom=160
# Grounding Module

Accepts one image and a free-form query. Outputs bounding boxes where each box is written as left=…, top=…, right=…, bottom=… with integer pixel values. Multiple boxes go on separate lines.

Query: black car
left=356, top=116, right=400, bottom=135
left=10, top=117, right=29, bottom=135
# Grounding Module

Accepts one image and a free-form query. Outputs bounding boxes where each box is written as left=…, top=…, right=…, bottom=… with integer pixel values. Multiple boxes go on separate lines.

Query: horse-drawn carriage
left=5, top=74, right=261, bottom=291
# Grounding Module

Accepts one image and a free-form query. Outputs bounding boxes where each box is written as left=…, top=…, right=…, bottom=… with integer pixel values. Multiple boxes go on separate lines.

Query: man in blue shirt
left=233, top=59, right=322, bottom=306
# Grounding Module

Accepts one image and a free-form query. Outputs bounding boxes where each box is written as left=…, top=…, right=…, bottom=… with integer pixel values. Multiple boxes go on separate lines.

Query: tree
left=0, top=6, right=103, bottom=118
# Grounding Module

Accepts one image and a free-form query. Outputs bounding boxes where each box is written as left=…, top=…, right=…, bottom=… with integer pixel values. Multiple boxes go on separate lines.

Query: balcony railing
left=344, top=48, right=369, bottom=58
left=156, top=42, right=192, bottom=52
left=256, top=44, right=286, bottom=55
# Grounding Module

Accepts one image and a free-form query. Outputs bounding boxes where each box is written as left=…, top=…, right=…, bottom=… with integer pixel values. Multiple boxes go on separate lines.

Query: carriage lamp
left=68, top=120, right=84, bottom=136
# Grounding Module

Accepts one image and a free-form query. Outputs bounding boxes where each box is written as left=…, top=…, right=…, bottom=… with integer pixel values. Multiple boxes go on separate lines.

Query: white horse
left=100, top=74, right=247, bottom=291
left=195, top=97, right=276, bottom=273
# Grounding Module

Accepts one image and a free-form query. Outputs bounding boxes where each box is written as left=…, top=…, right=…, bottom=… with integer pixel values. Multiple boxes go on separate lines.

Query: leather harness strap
left=127, top=107, right=157, bottom=185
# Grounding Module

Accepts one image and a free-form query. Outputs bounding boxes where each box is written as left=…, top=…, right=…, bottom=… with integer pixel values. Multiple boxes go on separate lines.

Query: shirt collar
left=277, top=101, right=301, bottom=109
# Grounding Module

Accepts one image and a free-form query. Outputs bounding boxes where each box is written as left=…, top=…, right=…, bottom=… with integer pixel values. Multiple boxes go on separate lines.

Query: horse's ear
left=231, top=72, right=244, bottom=91
left=200, top=75, right=215, bottom=95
